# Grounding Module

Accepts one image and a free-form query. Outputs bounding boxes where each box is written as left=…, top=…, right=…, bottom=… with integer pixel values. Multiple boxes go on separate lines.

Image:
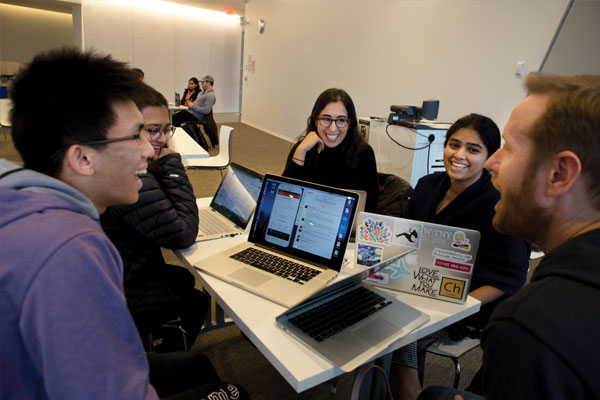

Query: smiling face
left=141, top=105, right=171, bottom=161
left=485, top=94, right=551, bottom=242
left=443, top=127, right=489, bottom=187
left=316, top=101, right=349, bottom=149
left=89, top=100, right=153, bottom=211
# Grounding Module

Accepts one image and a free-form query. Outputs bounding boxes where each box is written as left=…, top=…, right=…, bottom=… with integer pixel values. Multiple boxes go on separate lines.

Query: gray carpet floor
left=0, top=123, right=482, bottom=399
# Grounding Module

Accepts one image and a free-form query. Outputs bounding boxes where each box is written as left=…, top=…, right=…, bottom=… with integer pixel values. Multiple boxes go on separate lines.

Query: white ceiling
left=0, top=0, right=248, bottom=15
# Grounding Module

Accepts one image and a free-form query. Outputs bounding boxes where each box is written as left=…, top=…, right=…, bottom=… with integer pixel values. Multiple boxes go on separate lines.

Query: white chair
left=0, top=98, right=12, bottom=138
left=183, top=125, right=233, bottom=176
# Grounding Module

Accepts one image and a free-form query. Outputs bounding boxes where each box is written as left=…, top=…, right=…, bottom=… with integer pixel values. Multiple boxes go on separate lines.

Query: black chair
left=199, top=110, right=218, bottom=146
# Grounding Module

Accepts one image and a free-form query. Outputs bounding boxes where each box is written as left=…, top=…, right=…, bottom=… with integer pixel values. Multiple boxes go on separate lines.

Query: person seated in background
left=182, top=77, right=201, bottom=104
left=101, top=83, right=207, bottom=351
left=419, top=72, right=600, bottom=400
left=0, top=47, right=247, bottom=400
left=391, top=114, right=530, bottom=400
left=282, top=88, right=379, bottom=212
left=173, top=75, right=216, bottom=126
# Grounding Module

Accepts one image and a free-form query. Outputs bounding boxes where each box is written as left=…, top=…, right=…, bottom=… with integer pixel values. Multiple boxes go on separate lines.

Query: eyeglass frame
left=143, top=124, right=176, bottom=141
left=49, top=131, right=146, bottom=163
left=74, top=132, right=146, bottom=147
left=316, top=116, right=351, bottom=129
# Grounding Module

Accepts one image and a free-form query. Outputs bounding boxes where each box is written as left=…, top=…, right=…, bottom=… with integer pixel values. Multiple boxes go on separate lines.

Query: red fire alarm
left=225, top=7, right=235, bottom=15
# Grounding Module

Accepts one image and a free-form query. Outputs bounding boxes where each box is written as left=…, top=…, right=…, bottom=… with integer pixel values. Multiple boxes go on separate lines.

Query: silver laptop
left=346, top=189, right=366, bottom=242
left=195, top=175, right=361, bottom=308
left=357, top=212, right=481, bottom=304
left=196, top=163, right=263, bottom=241
left=276, top=252, right=429, bottom=372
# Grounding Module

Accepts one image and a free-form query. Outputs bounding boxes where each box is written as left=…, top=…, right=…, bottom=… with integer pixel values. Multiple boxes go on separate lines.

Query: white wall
left=241, top=0, right=571, bottom=141
left=81, top=0, right=242, bottom=113
left=0, top=4, right=73, bottom=63
left=542, top=0, right=600, bottom=75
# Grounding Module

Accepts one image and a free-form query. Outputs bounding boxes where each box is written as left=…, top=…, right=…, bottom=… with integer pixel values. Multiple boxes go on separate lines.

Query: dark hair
left=302, top=88, right=362, bottom=168
left=132, top=67, right=144, bottom=80
left=444, top=113, right=500, bottom=157
left=132, top=83, right=168, bottom=111
left=10, top=47, right=142, bottom=177
left=188, top=77, right=200, bottom=91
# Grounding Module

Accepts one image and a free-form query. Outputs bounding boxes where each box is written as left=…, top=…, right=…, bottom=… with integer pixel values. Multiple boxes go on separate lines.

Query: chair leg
left=452, top=357, right=461, bottom=388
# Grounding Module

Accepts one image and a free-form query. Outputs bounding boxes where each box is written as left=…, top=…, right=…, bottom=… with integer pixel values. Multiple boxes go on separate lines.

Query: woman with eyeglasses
left=283, top=88, right=379, bottom=212
left=101, top=85, right=208, bottom=355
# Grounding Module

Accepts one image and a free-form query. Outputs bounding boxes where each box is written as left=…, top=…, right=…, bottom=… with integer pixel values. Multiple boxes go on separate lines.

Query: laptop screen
left=249, top=175, right=359, bottom=270
left=210, top=163, right=263, bottom=229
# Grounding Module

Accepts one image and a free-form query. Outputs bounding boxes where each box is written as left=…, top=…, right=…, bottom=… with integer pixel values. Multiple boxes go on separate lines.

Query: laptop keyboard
left=230, top=247, right=321, bottom=285
left=288, top=286, right=392, bottom=342
left=198, top=209, right=234, bottom=235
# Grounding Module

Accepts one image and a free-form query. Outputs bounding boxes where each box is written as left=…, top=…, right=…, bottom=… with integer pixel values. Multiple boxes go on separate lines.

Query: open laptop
left=276, top=250, right=429, bottom=372
left=196, top=163, right=263, bottom=241
left=195, top=175, right=361, bottom=308
left=345, top=189, right=366, bottom=242
left=357, top=212, right=481, bottom=304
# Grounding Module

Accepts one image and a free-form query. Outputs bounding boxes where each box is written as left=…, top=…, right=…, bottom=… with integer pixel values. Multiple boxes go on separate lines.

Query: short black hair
left=132, top=67, right=145, bottom=80
left=444, top=113, right=500, bottom=157
left=10, top=47, right=142, bottom=177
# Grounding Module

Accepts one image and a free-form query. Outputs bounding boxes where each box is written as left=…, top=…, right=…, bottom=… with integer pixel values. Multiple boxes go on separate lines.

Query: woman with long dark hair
left=181, top=77, right=200, bottom=104
left=392, top=114, right=530, bottom=400
left=283, top=88, right=379, bottom=211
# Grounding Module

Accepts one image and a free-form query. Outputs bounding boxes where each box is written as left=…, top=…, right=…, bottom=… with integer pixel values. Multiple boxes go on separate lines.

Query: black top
left=101, top=153, right=199, bottom=287
left=408, top=171, right=530, bottom=327
left=482, top=228, right=600, bottom=399
left=282, top=141, right=379, bottom=212
left=182, top=88, right=199, bottom=103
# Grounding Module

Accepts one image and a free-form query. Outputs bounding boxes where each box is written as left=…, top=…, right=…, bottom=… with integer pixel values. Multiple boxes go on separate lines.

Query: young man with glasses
left=0, top=48, right=246, bottom=400
left=101, top=84, right=208, bottom=353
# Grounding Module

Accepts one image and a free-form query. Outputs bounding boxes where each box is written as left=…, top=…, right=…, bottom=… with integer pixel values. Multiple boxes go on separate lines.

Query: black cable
left=426, top=142, right=431, bottom=175
left=385, top=124, right=433, bottom=151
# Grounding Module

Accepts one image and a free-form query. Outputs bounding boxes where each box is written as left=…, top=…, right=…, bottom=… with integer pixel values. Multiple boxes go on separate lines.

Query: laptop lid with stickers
left=355, top=212, right=481, bottom=304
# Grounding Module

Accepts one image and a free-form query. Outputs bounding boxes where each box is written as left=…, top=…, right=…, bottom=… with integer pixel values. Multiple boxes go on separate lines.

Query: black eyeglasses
left=49, top=131, right=145, bottom=163
left=77, top=132, right=144, bottom=147
left=144, top=125, right=176, bottom=141
left=317, top=116, right=350, bottom=129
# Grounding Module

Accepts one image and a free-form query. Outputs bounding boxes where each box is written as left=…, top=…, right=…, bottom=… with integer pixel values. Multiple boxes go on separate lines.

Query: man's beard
left=492, top=172, right=551, bottom=246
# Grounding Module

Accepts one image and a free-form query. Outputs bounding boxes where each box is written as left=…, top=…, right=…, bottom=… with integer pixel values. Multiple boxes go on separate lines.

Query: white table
left=175, top=198, right=480, bottom=393
left=169, top=127, right=209, bottom=159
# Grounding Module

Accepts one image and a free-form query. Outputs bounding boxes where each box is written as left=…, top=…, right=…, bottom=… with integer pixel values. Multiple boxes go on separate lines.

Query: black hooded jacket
left=101, top=153, right=198, bottom=302
left=482, top=228, right=600, bottom=399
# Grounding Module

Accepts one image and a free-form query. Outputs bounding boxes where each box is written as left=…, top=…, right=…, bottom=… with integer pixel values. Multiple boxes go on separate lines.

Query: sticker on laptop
left=393, top=221, right=423, bottom=249
left=367, top=258, right=411, bottom=284
left=451, top=231, right=472, bottom=251
left=438, top=276, right=468, bottom=300
left=358, top=218, right=392, bottom=245
left=411, top=266, right=441, bottom=297
left=357, top=243, right=383, bottom=266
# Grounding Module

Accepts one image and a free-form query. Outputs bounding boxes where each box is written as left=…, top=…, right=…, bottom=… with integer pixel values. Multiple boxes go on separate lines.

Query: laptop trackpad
left=229, top=268, right=271, bottom=287
left=353, top=318, right=399, bottom=346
